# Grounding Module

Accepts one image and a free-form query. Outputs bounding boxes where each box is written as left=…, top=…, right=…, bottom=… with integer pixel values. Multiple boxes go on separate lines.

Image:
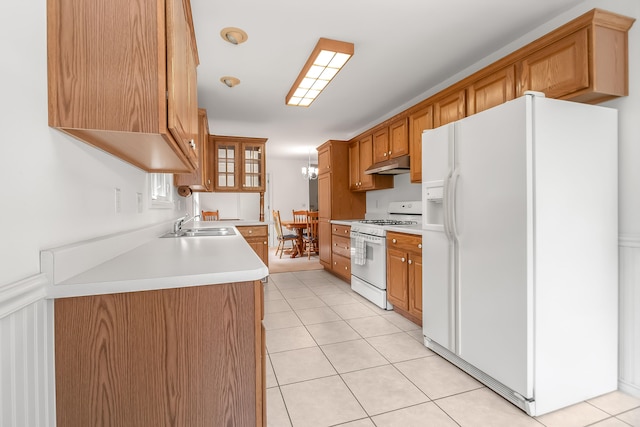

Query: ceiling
left=190, top=0, right=585, bottom=161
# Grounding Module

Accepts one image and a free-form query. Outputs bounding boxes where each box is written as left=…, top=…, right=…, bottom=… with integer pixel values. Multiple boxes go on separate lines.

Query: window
left=150, top=173, right=174, bottom=208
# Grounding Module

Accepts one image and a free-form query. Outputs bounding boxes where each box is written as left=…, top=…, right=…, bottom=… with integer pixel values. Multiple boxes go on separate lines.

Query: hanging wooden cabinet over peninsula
left=47, top=0, right=200, bottom=173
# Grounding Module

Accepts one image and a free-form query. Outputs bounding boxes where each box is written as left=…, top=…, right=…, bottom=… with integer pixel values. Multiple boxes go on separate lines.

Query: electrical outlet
left=114, top=188, right=121, bottom=213
left=137, top=192, right=143, bottom=213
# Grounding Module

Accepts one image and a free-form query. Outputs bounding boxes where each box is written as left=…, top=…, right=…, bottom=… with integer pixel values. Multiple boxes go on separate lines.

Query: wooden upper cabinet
left=372, top=118, right=409, bottom=164
left=318, top=144, right=332, bottom=175
left=389, top=118, right=409, bottom=159
left=47, top=0, right=200, bottom=172
left=167, top=0, right=199, bottom=169
left=517, top=9, right=635, bottom=104
left=372, top=128, right=390, bottom=164
left=517, top=29, right=589, bottom=100
left=408, top=105, right=433, bottom=183
left=349, top=135, right=393, bottom=192
left=467, top=66, right=516, bottom=115
left=175, top=108, right=212, bottom=191
left=212, top=136, right=267, bottom=192
left=434, top=90, right=466, bottom=127
left=348, top=141, right=361, bottom=191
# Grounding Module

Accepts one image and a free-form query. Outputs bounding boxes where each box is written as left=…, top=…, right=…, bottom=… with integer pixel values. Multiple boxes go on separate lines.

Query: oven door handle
left=351, top=233, right=385, bottom=245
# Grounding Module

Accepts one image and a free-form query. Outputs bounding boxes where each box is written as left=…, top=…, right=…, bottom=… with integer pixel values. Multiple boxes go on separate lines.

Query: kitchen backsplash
left=366, top=173, right=421, bottom=214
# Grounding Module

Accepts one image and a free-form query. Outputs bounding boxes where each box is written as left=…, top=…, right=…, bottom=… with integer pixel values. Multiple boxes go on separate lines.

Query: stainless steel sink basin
left=161, top=227, right=236, bottom=238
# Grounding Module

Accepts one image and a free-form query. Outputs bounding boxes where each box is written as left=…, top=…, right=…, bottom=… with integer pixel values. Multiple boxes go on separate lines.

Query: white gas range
left=350, top=201, right=422, bottom=309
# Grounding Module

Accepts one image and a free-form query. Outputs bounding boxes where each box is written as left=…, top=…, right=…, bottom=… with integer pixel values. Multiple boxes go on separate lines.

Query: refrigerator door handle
left=443, top=174, right=452, bottom=238
left=449, top=168, right=461, bottom=241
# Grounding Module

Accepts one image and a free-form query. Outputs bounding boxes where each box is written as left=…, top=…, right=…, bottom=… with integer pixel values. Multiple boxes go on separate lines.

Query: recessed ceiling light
left=220, top=76, right=240, bottom=88
left=220, top=27, right=248, bottom=45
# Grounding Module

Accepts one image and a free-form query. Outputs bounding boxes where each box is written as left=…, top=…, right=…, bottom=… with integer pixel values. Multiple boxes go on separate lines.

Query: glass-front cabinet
left=212, top=136, right=267, bottom=192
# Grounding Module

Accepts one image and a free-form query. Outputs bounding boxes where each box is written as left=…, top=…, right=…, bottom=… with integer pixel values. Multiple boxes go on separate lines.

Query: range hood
left=364, top=154, right=410, bottom=175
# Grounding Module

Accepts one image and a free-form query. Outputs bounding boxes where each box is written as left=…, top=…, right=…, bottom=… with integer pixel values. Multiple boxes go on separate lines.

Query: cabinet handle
left=408, top=259, right=413, bottom=265
left=189, top=139, right=196, bottom=149
left=334, top=261, right=337, bottom=265
left=263, top=241, right=267, bottom=244
left=248, top=230, right=253, bottom=234
left=344, top=230, right=348, bottom=234
left=418, top=243, right=422, bottom=249
left=388, top=150, right=392, bottom=155
left=392, top=239, right=397, bottom=243
left=401, top=257, right=406, bottom=262
left=345, top=266, right=348, bottom=270
left=334, top=243, right=338, bottom=246
left=344, top=246, right=348, bottom=249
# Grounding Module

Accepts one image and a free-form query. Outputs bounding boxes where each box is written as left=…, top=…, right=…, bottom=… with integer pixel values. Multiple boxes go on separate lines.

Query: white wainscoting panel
left=0, top=275, right=54, bottom=427
left=619, top=234, right=640, bottom=398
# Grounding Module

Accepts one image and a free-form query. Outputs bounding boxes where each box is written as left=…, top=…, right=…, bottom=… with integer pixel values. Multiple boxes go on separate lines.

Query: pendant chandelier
left=302, top=151, right=318, bottom=180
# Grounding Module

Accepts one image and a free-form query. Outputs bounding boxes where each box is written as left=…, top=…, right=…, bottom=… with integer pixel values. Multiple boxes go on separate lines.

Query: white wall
left=195, top=192, right=261, bottom=220
left=366, top=174, right=422, bottom=215
left=0, top=0, right=184, bottom=288
left=266, top=157, right=312, bottom=221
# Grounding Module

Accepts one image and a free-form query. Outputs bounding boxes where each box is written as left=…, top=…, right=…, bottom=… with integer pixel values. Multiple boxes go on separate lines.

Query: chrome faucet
left=173, top=213, right=199, bottom=234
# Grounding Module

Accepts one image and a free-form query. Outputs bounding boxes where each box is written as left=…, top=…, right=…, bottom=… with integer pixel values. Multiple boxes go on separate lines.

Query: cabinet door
left=214, top=140, right=240, bottom=191
left=358, top=135, right=375, bottom=190
left=434, top=90, right=466, bottom=127
left=467, top=66, right=515, bottom=115
left=174, top=108, right=212, bottom=191
left=387, top=247, right=409, bottom=310
left=246, top=238, right=269, bottom=266
left=389, top=118, right=409, bottom=159
left=166, top=0, right=198, bottom=169
left=242, top=142, right=265, bottom=192
left=409, top=105, right=433, bottom=183
left=318, top=173, right=331, bottom=219
left=372, top=127, right=390, bottom=163
left=408, top=252, right=423, bottom=321
left=319, top=219, right=332, bottom=268
left=348, top=141, right=361, bottom=190
left=517, top=28, right=589, bottom=99
left=318, top=146, right=331, bottom=175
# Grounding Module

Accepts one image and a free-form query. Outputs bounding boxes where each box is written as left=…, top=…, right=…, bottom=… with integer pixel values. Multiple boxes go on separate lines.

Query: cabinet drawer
left=332, top=235, right=351, bottom=259
left=387, top=231, right=422, bottom=252
left=331, top=224, right=351, bottom=237
left=332, top=253, right=351, bottom=279
left=236, top=225, right=268, bottom=238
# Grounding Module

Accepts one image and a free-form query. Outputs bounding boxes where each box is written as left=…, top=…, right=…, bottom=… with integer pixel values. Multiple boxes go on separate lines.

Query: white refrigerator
left=421, top=92, right=618, bottom=416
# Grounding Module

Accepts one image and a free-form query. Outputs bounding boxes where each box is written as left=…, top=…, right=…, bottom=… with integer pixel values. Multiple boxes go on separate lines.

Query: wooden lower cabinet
left=386, top=231, right=422, bottom=326
left=55, top=281, right=266, bottom=427
left=331, top=224, right=352, bottom=281
left=237, top=225, right=269, bottom=267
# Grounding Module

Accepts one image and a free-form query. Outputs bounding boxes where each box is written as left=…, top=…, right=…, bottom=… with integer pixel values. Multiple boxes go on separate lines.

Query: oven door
left=350, top=232, right=386, bottom=290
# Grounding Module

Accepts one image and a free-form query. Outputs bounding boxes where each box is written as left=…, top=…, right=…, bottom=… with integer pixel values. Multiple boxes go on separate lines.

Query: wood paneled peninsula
left=41, top=221, right=268, bottom=427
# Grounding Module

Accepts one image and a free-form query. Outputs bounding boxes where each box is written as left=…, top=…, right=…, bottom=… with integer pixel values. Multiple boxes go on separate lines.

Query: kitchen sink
left=161, top=227, right=236, bottom=238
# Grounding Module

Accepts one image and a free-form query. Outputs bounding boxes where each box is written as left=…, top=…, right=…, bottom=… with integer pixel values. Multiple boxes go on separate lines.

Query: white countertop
left=384, top=225, right=423, bottom=236
left=330, top=219, right=423, bottom=236
left=330, top=219, right=361, bottom=226
left=42, top=220, right=269, bottom=299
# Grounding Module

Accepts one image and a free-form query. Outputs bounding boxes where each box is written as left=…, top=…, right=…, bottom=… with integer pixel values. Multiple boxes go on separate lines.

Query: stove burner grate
left=358, top=219, right=418, bottom=226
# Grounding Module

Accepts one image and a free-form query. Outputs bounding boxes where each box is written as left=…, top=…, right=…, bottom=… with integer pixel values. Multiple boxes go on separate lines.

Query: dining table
left=281, top=220, right=307, bottom=258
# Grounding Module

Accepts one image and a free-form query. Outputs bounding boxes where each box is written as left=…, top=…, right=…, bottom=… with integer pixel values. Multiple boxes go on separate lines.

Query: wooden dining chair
left=302, top=211, right=319, bottom=259
left=201, top=210, right=219, bottom=221
left=273, top=210, right=298, bottom=258
left=292, top=210, right=308, bottom=223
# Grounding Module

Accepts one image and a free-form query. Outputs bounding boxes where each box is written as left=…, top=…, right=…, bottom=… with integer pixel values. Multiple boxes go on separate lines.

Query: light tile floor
left=265, top=270, right=640, bottom=427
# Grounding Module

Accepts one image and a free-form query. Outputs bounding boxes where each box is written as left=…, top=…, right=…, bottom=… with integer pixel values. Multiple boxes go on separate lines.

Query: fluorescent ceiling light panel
left=286, top=38, right=354, bottom=107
